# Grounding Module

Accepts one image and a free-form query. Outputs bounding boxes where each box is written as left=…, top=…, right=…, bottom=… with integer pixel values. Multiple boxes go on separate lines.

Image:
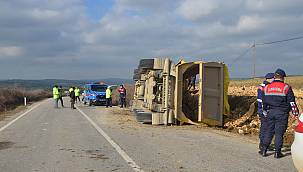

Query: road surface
left=0, top=98, right=297, bottom=172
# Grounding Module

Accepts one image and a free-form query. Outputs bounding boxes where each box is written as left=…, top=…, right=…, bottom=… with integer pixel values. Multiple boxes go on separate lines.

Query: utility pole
left=253, top=41, right=256, bottom=78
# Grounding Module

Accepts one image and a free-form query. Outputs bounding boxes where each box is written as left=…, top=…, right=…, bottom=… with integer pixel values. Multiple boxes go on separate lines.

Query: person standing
left=188, top=75, right=196, bottom=90
left=118, top=84, right=127, bottom=108
left=58, top=85, right=64, bottom=107
left=106, top=86, right=112, bottom=108
left=257, top=73, right=274, bottom=151
left=261, top=69, right=299, bottom=158
left=75, top=87, right=81, bottom=103
left=70, top=87, right=76, bottom=109
left=52, top=85, right=60, bottom=108
left=69, top=86, right=74, bottom=94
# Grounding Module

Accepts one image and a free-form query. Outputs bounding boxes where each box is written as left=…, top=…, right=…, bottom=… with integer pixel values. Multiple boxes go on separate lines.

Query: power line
left=231, top=44, right=254, bottom=63
left=230, top=35, right=303, bottom=65
left=256, top=35, right=303, bottom=46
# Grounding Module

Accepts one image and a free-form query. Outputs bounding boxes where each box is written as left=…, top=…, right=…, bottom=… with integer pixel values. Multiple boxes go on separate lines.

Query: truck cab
left=83, top=83, right=107, bottom=106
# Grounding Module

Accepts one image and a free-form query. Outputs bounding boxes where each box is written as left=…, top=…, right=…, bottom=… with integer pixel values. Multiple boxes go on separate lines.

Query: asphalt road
left=0, top=98, right=297, bottom=172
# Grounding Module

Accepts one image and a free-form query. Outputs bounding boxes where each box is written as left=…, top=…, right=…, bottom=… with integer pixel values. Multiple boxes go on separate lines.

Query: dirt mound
left=227, top=96, right=256, bottom=120
left=225, top=85, right=303, bottom=144
left=224, top=96, right=259, bottom=134
left=182, top=90, right=199, bottom=122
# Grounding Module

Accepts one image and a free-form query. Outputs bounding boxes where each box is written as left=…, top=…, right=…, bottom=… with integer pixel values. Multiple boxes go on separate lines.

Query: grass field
left=230, top=76, right=303, bottom=90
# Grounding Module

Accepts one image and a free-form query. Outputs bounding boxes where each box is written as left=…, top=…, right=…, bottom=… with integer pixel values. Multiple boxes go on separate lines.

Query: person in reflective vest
left=118, top=85, right=127, bottom=108
left=74, top=87, right=80, bottom=103
left=257, top=73, right=274, bottom=151
left=53, top=85, right=60, bottom=108
left=261, top=69, right=299, bottom=158
left=69, top=87, right=74, bottom=93
left=106, top=86, right=112, bottom=108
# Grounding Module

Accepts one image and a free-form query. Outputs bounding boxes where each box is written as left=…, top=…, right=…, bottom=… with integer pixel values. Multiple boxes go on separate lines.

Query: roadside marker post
left=24, top=97, right=27, bottom=106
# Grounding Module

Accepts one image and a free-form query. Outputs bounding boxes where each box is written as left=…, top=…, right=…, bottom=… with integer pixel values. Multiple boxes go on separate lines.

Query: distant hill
left=0, top=78, right=133, bottom=90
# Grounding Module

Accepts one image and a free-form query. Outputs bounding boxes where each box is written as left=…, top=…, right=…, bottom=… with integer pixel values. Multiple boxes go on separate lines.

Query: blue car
left=83, top=83, right=108, bottom=106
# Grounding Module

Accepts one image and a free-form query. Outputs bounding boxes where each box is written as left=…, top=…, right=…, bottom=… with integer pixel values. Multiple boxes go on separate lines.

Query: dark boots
left=259, top=145, right=284, bottom=158
left=259, top=143, right=263, bottom=151
left=274, top=150, right=284, bottom=159
left=258, top=145, right=267, bottom=157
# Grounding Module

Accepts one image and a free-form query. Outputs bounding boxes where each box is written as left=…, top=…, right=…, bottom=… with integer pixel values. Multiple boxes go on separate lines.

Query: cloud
left=31, top=9, right=60, bottom=20
left=177, top=0, right=218, bottom=21
left=0, top=46, right=24, bottom=57
left=0, top=0, right=303, bottom=79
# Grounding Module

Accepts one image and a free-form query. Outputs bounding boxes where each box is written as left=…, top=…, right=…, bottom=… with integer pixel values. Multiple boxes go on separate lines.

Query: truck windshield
left=91, top=85, right=107, bottom=92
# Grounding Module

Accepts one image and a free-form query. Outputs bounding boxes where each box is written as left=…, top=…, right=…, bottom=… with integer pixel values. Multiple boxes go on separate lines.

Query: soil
left=225, top=85, right=303, bottom=145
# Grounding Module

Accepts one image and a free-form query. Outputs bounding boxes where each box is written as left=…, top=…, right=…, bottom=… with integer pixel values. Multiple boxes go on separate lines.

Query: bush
left=0, top=88, right=51, bottom=113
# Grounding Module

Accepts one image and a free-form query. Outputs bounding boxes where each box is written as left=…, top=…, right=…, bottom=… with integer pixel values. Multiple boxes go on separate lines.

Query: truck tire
left=133, top=73, right=140, bottom=80
left=138, top=68, right=147, bottom=74
left=139, top=59, right=154, bottom=69
left=89, top=100, right=92, bottom=106
left=134, top=69, right=139, bottom=75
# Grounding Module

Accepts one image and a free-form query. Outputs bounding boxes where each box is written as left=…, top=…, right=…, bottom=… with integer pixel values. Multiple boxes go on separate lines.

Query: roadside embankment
left=0, top=88, right=51, bottom=118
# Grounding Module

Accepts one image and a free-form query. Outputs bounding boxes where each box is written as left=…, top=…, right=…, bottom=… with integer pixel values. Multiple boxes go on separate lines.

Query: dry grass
left=229, top=76, right=303, bottom=98
left=111, top=84, right=134, bottom=106
left=230, top=76, right=303, bottom=89
left=0, top=88, right=51, bottom=114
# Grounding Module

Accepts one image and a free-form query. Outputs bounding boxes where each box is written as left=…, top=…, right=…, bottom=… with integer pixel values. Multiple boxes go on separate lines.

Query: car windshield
left=91, top=85, right=107, bottom=92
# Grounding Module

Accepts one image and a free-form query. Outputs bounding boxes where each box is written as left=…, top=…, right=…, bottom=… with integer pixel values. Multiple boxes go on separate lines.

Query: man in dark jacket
left=257, top=73, right=274, bottom=151
left=261, top=69, right=299, bottom=158
left=70, top=87, right=76, bottom=109
left=58, top=85, right=64, bottom=107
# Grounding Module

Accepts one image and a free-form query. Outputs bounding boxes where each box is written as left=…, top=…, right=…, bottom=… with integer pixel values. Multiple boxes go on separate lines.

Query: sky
left=0, top=0, right=303, bottom=80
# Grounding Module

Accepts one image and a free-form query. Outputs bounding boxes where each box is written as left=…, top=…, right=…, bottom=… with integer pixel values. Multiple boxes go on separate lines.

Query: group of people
left=53, top=84, right=127, bottom=109
left=52, top=86, right=80, bottom=109
left=53, top=70, right=299, bottom=158
left=257, top=68, right=299, bottom=158
left=105, top=84, right=127, bottom=108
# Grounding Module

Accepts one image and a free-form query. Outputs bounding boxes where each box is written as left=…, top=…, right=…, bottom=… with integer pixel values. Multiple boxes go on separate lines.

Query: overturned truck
left=132, top=58, right=230, bottom=126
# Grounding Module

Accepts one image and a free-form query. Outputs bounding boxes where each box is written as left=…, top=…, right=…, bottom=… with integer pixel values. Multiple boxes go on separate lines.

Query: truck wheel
left=139, top=59, right=154, bottom=69
left=134, top=68, right=139, bottom=74
left=138, top=68, right=147, bottom=74
left=83, top=100, right=87, bottom=105
left=133, top=73, right=140, bottom=80
left=89, top=100, right=92, bottom=106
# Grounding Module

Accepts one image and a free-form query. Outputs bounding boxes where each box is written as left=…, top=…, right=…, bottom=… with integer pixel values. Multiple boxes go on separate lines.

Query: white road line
left=76, top=107, right=144, bottom=172
left=0, top=101, right=44, bottom=132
